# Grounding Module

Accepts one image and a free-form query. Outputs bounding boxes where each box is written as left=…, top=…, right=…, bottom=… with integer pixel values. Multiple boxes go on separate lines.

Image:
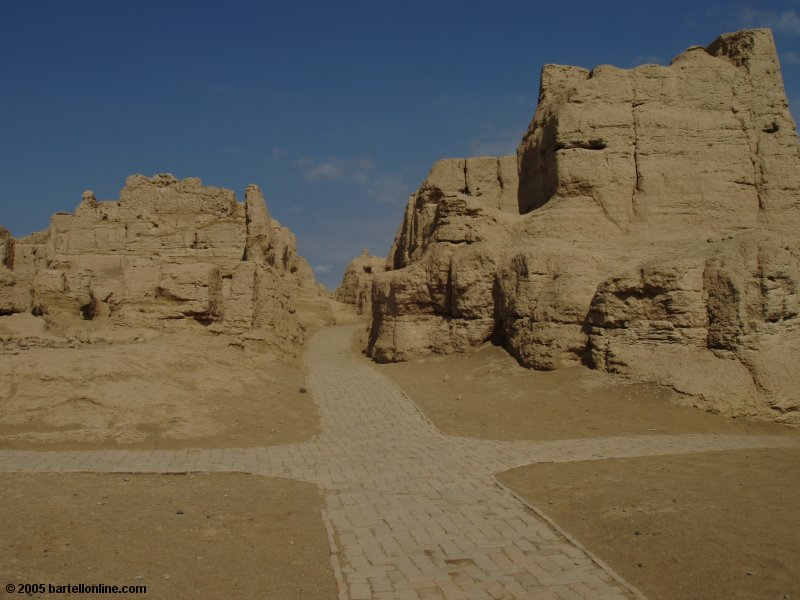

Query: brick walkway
left=0, top=325, right=796, bottom=599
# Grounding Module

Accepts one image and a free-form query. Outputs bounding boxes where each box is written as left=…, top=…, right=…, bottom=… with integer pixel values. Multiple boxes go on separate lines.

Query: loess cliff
left=367, top=29, right=800, bottom=424
left=334, top=250, right=387, bottom=316
left=0, top=174, right=326, bottom=353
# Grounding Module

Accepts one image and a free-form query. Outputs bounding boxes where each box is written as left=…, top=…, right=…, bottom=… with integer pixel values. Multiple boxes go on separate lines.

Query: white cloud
left=367, top=173, right=412, bottom=204
left=297, top=157, right=374, bottom=183
left=271, top=147, right=287, bottom=161
left=511, top=93, right=532, bottom=106
left=306, top=162, right=344, bottom=181
left=632, top=54, right=663, bottom=66
left=790, top=98, right=800, bottom=120
left=290, top=153, right=410, bottom=203
left=737, top=7, right=800, bottom=35
left=468, top=128, right=520, bottom=157
left=313, top=264, right=333, bottom=274
left=783, top=50, right=800, bottom=65
left=279, top=150, right=412, bottom=204
left=432, top=93, right=450, bottom=107
left=684, top=14, right=702, bottom=30
left=207, top=84, right=232, bottom=95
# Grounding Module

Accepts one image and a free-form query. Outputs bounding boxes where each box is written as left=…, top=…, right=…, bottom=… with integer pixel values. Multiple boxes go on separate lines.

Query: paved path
left=0, top=325, right=797, bottom=599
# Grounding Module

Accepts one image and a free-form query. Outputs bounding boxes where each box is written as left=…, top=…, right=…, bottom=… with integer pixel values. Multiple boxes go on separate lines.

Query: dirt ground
left=376, top=340, right=800, bottom=600
left=0, top=315, right=318, bottom=450
left=0, top=472, right=335, bottom=600
left=3, top=313, right=798, bottom=600
left=374, top=342, right=795, bottom=440
left=498, top=450, right=800, bottom=600
left=0, top=313, right=336, bottom=599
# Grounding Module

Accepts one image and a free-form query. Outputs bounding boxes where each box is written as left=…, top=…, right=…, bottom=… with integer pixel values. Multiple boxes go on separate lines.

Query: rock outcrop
left=335, top=250, right=386, bottom=315
left=368, top=29, right=800, bottom=424
left=1, top=174, right=324, bottom=351
left=0, top=226, right=11, bottom=268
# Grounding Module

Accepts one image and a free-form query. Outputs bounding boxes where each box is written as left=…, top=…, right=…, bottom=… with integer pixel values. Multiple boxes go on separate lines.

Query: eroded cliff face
left=0, top=174, right=324, bottom=352
left=368, top=29, right=800, bottom=424
left=335, top=250, right=386, bottom=315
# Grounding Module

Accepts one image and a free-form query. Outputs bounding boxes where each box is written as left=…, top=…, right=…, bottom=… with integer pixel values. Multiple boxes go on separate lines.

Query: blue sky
left=1, top=1, right=799, bottom=288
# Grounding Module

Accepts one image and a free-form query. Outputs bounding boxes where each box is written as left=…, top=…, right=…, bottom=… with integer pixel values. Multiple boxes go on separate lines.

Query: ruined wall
left=335, top=251, right=387, bottom=315
left=1, top=174, right=322, bottom=350
left=368, top=29, right=800, bottom=424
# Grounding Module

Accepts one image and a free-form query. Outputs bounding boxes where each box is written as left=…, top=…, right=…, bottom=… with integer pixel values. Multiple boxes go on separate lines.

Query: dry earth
left=1, top=313, right=797, bottom=600
left=375, top=336, right=800, bottom=600
left=0, top=472, right=335, bottom=600
left=370, top=334, right=796, bottom=441
left=498, top=449, right=800, bottom=600
left=0, top=315, right=336, bottom=600
left=0, top=315, right=317, bottom=450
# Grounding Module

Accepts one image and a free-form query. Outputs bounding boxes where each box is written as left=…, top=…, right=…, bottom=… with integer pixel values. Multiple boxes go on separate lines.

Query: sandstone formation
left=368, top=29, right=800, bottom=424
left=0, top=174, right=325, bottom=351
left=335, top=250, right=386, bottom=315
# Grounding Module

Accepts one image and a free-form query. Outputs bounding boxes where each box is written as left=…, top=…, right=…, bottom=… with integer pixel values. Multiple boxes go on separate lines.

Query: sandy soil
left=0, top=472, right=335, bottom=600
left=0, top=313, right=338, bottom=599
left=3, top=311, right=797, bottom=600
left=0, top=316, right=317, bottom=450
left=374, top=342, right=795, bottom=440
left=498, top=450, right=800, bottom=600
left=376, top=339, right=800, bottom=600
